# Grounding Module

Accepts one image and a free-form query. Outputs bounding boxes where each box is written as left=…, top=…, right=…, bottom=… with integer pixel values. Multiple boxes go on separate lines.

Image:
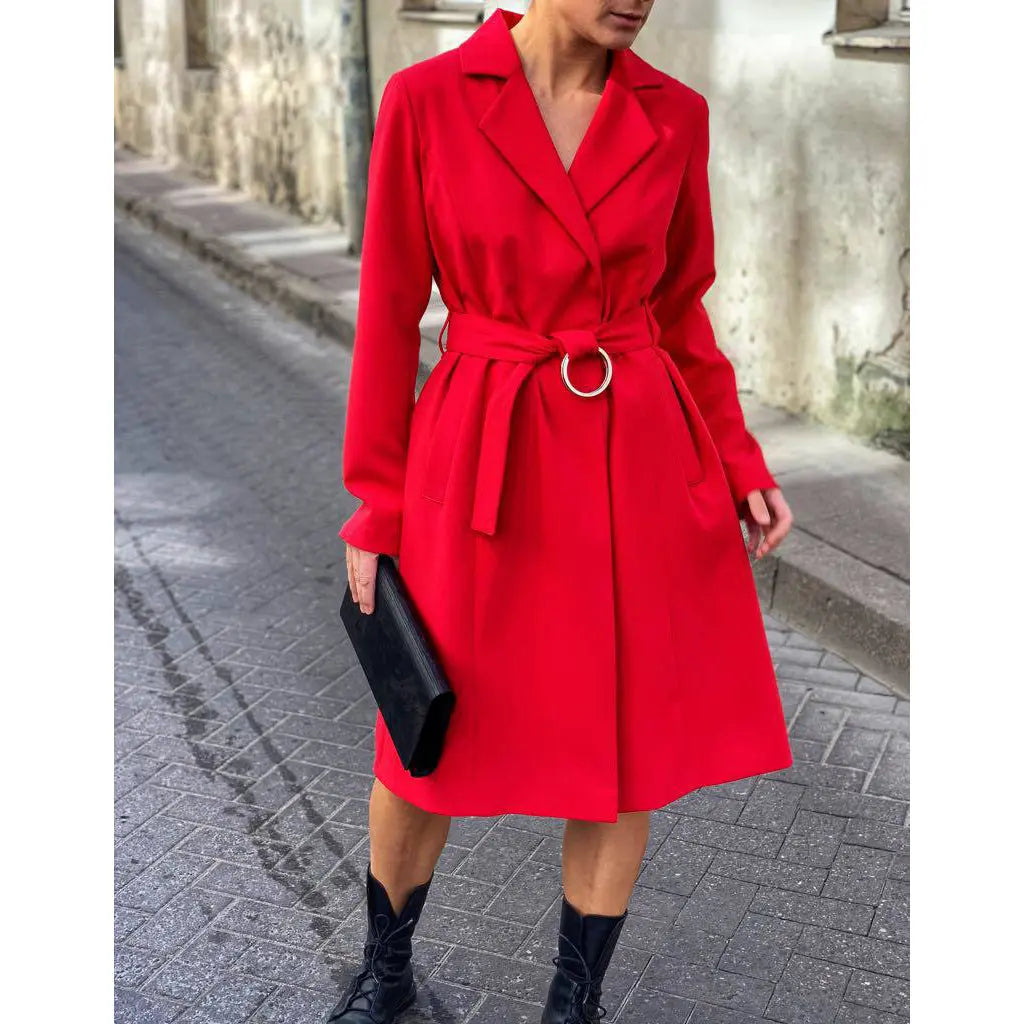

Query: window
left=114, top=1, right=123, bottom=66
left=184, top=0, right=215, bottom=70
left=399, top=1, right=486, bottom=25
left=824, top=0, right=911, bottom=60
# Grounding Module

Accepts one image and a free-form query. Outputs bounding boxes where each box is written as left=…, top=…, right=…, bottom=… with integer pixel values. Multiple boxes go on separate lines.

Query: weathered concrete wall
left=114, top=0, right=908, bottom=442
left=365, top=0, right=909, bottom=444
left=115, top=0, right=346, bottom=223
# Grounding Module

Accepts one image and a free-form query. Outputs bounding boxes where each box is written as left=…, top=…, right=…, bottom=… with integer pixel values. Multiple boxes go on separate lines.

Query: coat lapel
left=460, top=8, right=663, bottom=277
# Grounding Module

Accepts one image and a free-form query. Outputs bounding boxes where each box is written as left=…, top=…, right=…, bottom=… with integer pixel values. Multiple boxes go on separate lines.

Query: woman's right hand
left=345, top=543, right=380, bottom=615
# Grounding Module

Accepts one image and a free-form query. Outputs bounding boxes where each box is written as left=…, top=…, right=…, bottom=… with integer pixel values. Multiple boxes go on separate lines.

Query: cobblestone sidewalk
left=114, top=215, right=909, bottom=1024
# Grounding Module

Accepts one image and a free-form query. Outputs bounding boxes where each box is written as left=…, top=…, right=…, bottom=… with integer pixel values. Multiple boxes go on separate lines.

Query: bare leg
left=561, top=811, right=650, bottom=915
left=368, top=778, right=451, bottom=914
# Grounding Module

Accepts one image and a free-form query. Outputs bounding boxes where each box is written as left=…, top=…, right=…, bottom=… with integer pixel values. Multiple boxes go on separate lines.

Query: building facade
left=115, top=1, right=910, bottom=448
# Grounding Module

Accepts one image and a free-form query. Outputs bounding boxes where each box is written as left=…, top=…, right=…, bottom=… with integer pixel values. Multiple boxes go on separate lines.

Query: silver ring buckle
left=560, top=346, right=612, bottom=397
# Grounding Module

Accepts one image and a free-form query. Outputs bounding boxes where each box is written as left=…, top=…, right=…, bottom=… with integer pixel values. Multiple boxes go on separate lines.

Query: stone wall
left=115, top=0, right=346, bottom=224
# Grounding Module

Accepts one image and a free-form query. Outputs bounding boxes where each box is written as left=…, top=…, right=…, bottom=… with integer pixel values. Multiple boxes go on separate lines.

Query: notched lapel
left=570, top=55, right=661, bottom=215
left=477, top=70, right=603, bottom=275
left=460, top=8, right=664, bottom=278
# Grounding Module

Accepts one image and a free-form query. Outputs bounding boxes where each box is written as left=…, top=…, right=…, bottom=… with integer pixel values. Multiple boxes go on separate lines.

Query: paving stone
left=789, top=738, right=828, bottom=763
left=135, top=736, right=239, bottom=770
left=866, top=735, right=909, bottom=801
left=173, top=972, right=278, bottom=1023
left=797, top=923, right=908, bottom=978
left=675, top=874, right=757, bottom=938
left=801, top=685, right=898, bottom=713
left=835, top=1002, right=904, bottom=1023
left=843, top=710, right=909, bottom=735
left=709, top=850, right=827, bottom=894
left=233, top=939, right=344, bottom=991
left=175, top=827, right=291, bottom=870
left=215, top=899, right=337, bottom=950
left=456, top=825, right=544, bottom=886
left=115, top=946, right=168, bottom=988
left=751, top=889, right=875, bottom=934
left=844, top=819, right=910, bottom=855
left=200, top=860, right=310, bottom=907
left=641, top=957, right=773, bottom=1014
left=647, top=917, right=729, bottom=966
left=773, top=645, right=824, bottom=669
left=417, top=903, right=532, bottom=955
left=800, top=788, right=908, bottom=825
left=678, top=1003, right=765, bottom=1024
left=765, top=953, right=851, bottom=1024
left=790, top=701, right=848, bottom=743
left=618, top=986, right=697, bottom=1021
left=888, top=854, right=909, bottom=881
left=736, top=778, right=804, bottom=831
left=827, top=727, right=890, bottom=771
left=869, top=879, right=909, bottom=944
left=778, top=664, right=862, bottom=691
left=176, top=929, right=253, bottom=972
left=114, top=986, right=185, bottom=1024
left=718, top=912, right=802, bottom=982
left=767, top=761, right=866, bottom=793
left=823, top=844, right=893, bottom=904
left=855, top=677, right=895, bottom=696
left=124, top=890, right=233, bottom=954
left=482, top=857, right=561, bottom=925
left=117, top=852, right=214, bottom=913
left=665, top=790, right=745, bottom=823
left=671, top=815, right=784, bottom=858
left=115, top=906, right=153, bottom=943
left=399, top=978, right=485, bottom=1021
left=628, top=884, right=688, bottom=924
left=845, top=968, right=910, bottom=1016
left=435, top=947, right=551, bottom=1003
left=778, top=829, right=842, bottom=868
left=144, top=959, right=221, bottom=1002
left=163, top=794, right=274, bottom=834
left=116, top=784, right=183, bottom=838
left=466, top=993, right=541, bottom=1024
left=637, top=839, right=717, bottom=897
left=249, top=985, right=335, bottom=1024
left=241, top=761, right=327, bottom=811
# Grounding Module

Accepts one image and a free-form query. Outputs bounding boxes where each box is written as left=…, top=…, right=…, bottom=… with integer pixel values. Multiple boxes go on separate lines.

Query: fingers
left=743, top=490, right=770, bottom=557
left=345, top=543, right=357, bottom=604
left=354, top=549, right=379, bottom=615
left=754, top=489, right=795, bottom=559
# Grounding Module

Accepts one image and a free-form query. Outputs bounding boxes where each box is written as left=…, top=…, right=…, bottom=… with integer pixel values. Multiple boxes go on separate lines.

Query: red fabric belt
left=434, top=304, right=661, bottom=537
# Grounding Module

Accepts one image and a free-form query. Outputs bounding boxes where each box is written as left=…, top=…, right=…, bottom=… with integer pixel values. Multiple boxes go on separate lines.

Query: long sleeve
left=649, top=94, right=778, bottom=511
left=338, top=71, right=435, bottom=555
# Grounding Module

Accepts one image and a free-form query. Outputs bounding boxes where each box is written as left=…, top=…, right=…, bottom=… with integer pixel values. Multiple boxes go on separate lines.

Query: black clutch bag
left=338, top=554, right=455, bottom=777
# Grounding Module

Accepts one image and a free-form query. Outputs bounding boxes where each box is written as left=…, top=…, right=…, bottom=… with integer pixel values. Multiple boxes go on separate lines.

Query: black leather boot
left=326, top=864, right=434, bottom=1023
left=540, top=893, right=628, bottom=1023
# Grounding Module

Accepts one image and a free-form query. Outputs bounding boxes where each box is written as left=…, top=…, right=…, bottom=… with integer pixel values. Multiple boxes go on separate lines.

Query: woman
left=332, top=3, right=795, bottom=1021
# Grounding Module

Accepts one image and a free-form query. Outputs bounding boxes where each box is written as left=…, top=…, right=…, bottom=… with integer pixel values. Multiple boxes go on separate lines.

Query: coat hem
left=370, top=746, right=794, bottom=823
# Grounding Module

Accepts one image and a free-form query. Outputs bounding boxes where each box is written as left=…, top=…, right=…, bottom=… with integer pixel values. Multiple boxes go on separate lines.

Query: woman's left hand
left=742, top=487, right=794, bottom=560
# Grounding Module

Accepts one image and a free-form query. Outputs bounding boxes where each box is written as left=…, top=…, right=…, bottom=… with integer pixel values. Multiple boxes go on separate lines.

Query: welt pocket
left=667, top=375, right=706, bottom=487
left=421, top=386, right=472, bottom=504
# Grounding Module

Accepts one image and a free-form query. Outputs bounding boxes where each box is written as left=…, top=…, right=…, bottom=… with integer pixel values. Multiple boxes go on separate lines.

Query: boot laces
left=551, top=931, right=608, bottom=1023
left=330, top=912, right=416, bottom=1019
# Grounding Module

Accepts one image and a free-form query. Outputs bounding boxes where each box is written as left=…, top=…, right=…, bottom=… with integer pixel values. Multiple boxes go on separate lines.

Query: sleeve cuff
left=722, top=446, right=779, bottom=511
left=338, top=503, right=402, bottom=557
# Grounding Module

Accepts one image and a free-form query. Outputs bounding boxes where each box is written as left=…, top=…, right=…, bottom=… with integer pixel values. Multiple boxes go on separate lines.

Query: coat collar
left=459, top=7, right=662, bottom=281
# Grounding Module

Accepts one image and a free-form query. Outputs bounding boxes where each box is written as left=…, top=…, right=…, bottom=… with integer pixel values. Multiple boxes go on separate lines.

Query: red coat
left=339, top=7, right=792, bottom=822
